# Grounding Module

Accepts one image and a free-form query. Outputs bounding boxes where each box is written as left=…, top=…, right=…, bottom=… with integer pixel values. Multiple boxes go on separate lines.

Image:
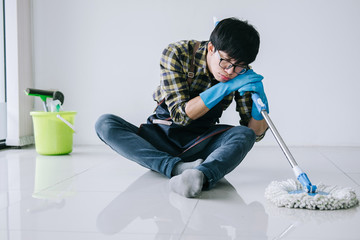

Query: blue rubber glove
left=238, top=81, right=269, bottom=120
left=200, top=69, right=263, bottom=109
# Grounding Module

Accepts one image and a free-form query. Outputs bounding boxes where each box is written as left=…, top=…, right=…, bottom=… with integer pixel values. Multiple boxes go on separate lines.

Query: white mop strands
left=250, top=95, right=359, bottom=210
left=265, top=179, right=359, bottom=210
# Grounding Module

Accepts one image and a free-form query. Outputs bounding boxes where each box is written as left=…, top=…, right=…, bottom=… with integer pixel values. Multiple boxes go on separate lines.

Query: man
left=95, top=17, right=268, bottom=198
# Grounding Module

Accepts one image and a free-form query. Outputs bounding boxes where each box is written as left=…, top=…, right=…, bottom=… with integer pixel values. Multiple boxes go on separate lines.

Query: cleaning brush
left=25, top=88, right=64, bottom=112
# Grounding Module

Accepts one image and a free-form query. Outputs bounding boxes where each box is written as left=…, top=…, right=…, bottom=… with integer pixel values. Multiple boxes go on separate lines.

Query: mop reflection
left=27, top=155, right=76, bottom=213
left=266, top=201, right=358, bottom=240
left=96, top=171, right=269, bottom=239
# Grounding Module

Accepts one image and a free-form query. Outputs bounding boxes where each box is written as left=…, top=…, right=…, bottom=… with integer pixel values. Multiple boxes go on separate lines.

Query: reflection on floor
left=0, top=145, right=359, bottom=239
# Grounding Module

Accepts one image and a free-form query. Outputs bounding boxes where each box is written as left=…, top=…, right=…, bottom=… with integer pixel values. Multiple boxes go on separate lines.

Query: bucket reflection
left=28, top=155, right=76, bottom=213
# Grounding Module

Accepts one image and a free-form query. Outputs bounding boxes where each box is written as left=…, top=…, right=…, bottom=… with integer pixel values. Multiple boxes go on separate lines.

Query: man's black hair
left=209, top=17, right=260, bottom=65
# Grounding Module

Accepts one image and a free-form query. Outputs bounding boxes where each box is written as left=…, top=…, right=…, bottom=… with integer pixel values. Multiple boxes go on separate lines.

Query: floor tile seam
left=2, top=229, right=183, bottom=237
left=348, top=176, right=360, bottom=187
left=63, top=154, right=118, bottom=175
left=318, top=152, right=360, bottom=186
left=81, top=155, right=126, bottom=169
left=45, top=190, right=129, bottom=193
left=1, top=228, right=111, bottom=234
left=316, top=146, right=360, bottom=150
left=34, top=168, right=93, bottom=193
left=178, top=199, right=200, bottom=239
left=0, top=191, right=33, bottom=212
left=100, top=154, right=124, bottom=162
left=2, top=226, right=184, bottom=236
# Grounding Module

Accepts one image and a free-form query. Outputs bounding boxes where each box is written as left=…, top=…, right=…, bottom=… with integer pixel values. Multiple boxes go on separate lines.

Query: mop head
left=265, top=179, right=359, bottom=210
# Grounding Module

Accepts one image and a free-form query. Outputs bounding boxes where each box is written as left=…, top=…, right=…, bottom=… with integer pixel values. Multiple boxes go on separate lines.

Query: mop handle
left=251, top=93, right=298, bottom=169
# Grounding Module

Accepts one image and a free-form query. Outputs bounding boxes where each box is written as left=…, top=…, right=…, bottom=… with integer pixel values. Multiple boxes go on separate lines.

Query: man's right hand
left=200, top=69, right=264, bottom=110
left=224, top=69, right=263, bottom=93
left=188, top=69, right=265, bottom=120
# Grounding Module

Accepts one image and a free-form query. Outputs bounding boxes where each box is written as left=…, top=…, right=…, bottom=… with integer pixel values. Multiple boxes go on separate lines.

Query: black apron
left=138, top=99, right=233, bottom=156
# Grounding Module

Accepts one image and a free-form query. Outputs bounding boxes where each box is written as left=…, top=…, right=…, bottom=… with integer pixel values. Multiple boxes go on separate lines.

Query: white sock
left=172, top=159, right=204, bottom=176
left=169, top=169, right=204, bottom=198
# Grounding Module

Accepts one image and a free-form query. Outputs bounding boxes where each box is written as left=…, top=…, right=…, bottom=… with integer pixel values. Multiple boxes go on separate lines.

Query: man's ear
left=208, top=42, right=215, bottom=54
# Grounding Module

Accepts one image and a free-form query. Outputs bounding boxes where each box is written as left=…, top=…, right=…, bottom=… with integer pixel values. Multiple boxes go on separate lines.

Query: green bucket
left=30, top=111, right=77, bottom=155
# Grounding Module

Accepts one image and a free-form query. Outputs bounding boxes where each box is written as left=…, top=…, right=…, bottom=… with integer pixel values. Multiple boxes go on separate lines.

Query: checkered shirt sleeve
left=154, top=41, right=194, bottom=125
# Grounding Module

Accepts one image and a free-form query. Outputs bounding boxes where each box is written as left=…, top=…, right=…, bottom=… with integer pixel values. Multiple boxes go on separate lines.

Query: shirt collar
left=194, top=41, right=213, bottom=78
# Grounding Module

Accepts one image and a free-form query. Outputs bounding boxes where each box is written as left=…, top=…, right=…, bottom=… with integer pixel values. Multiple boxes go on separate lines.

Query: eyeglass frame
left=215, top=50, right=249, bottom=75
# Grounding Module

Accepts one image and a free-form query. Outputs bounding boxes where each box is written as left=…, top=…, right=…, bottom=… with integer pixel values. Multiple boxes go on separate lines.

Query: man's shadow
left=96, top=171, right=268, bottom=239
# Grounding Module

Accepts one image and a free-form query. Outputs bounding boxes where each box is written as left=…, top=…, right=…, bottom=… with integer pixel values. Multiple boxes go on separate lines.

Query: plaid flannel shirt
left=153, top=40, right=265, bottom=141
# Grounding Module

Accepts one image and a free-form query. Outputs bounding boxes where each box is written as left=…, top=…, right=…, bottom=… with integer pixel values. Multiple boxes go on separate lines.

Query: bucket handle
left=56, top=114, right=76, bottom=132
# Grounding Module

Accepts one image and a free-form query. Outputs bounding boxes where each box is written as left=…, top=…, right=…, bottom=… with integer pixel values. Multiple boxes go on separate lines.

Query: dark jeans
left=95, top=114, right=256, bottom=189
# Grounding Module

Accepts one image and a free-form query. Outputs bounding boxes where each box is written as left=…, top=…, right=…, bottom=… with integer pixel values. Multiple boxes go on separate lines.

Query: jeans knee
left=227, top=126, right=256, bottom=151
left=242, top=127, right=256, bottom=142
left=95, top=114, right=138, bottom=142
left=95, top=114, right=116, bottom=137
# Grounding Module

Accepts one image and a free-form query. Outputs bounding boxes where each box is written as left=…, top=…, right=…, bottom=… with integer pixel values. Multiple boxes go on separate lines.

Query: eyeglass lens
left=216, top=51, right=247, bottom=74
left=219, top=61, right=246, bottom=74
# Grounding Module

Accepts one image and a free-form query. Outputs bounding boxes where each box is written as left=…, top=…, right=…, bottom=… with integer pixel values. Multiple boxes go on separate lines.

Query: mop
left=251, top=93, right=359, bottom=210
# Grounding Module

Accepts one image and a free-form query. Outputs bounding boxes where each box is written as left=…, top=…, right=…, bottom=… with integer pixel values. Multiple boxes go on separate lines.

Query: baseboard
left=6, top=135, right=34, bottom=147
left=0, top=139, right=5, bottom=149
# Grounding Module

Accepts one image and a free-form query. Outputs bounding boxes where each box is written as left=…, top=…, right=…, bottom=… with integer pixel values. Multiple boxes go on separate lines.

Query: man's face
left=207, top=42, right=247, bottom=83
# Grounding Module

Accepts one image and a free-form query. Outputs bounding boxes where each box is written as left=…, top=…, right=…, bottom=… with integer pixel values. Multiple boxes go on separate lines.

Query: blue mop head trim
left=297, top=172, right=317, bottom=193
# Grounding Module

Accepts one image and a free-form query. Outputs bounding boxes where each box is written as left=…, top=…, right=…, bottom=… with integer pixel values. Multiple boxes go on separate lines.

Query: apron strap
left=187, top=41, right=200, bottom=86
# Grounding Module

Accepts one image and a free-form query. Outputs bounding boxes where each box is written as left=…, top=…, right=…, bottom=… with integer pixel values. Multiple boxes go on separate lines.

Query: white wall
left=31, top=0, right=360, bottom=146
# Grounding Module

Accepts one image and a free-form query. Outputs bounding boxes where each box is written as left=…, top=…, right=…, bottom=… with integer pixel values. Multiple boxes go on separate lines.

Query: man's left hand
left=238, top=81, right=269, bottom=120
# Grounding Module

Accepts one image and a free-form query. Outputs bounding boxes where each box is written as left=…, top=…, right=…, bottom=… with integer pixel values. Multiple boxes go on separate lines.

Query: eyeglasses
left=215, top=51, right=248, bottom=75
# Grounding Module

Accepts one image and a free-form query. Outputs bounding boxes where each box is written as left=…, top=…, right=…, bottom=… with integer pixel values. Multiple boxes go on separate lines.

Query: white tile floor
left=0, top=145, right=359, bottom=240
